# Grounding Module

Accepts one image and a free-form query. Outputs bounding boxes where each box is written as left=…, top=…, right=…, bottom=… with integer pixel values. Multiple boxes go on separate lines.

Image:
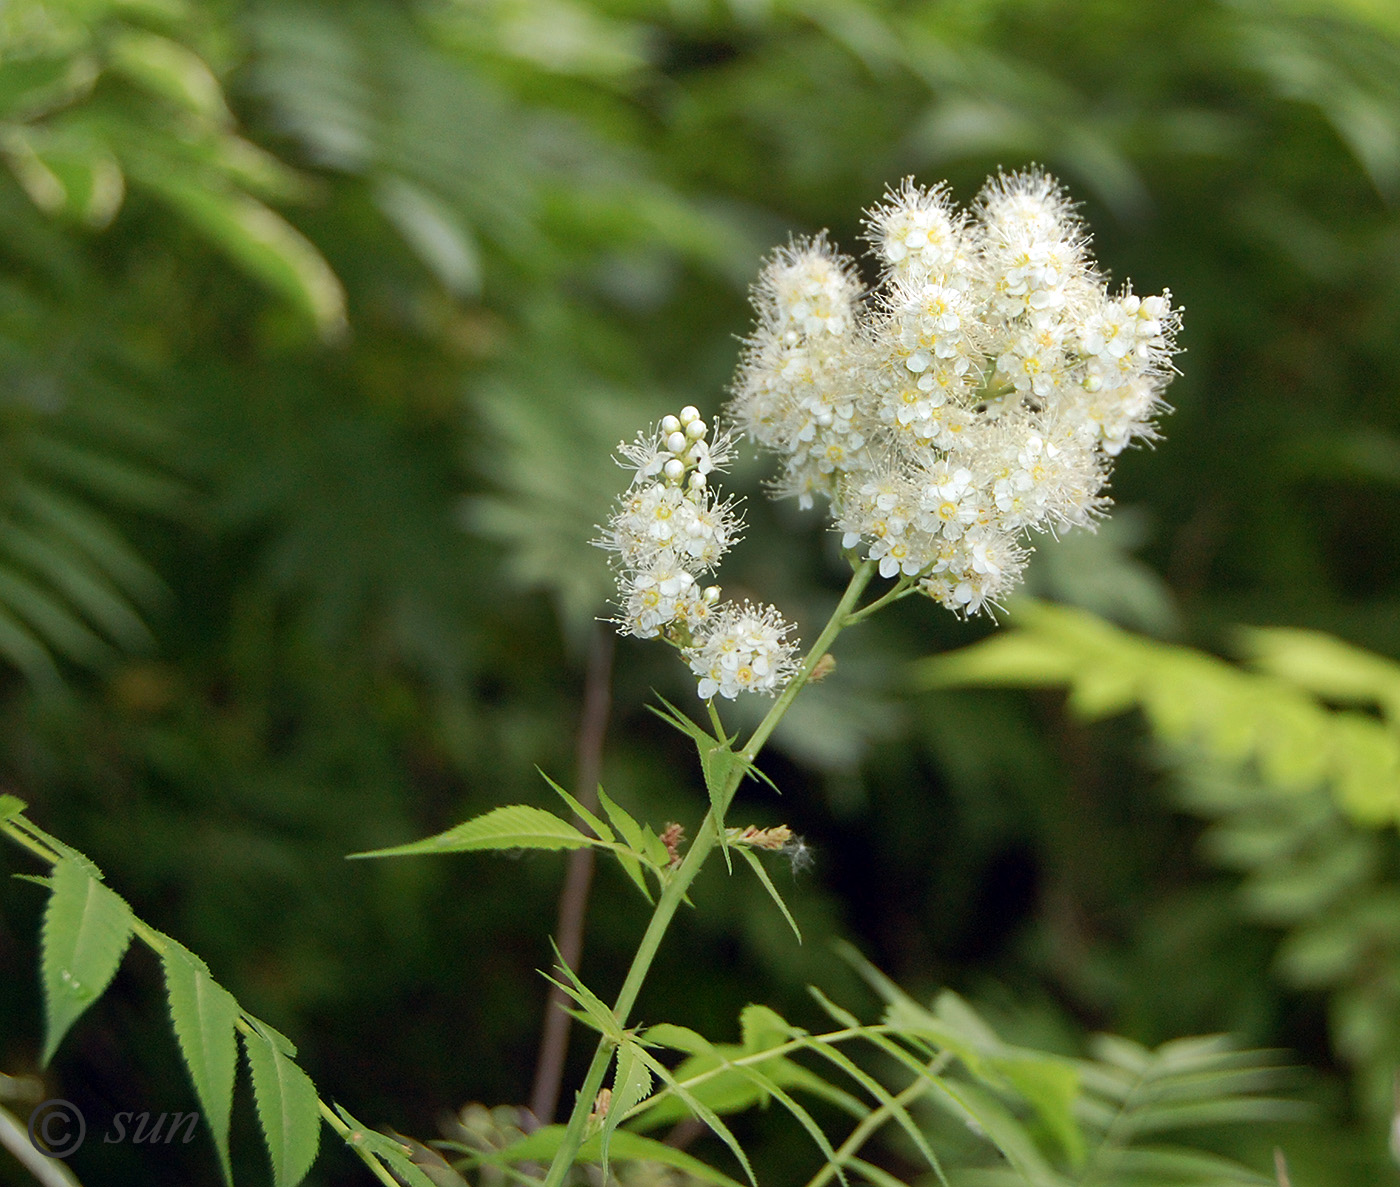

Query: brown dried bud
left=660, top=822, right=685, bottom=866
left=809, top=653, right=837, bottom=683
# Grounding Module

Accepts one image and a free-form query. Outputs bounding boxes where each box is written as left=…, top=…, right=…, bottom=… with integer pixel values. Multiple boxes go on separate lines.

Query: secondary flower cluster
left=729, top=170, right=1181, bottom=615
left=598, top=407, right=800, bottom=700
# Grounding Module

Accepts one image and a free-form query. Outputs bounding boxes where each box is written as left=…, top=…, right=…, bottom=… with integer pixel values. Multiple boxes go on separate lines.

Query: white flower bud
left=661, top=415, right=681, bottom=434
left=664, top=458, right=685, bottom=481
left=679, top=405, right=700, bottom=425
left=667, top=431, right=687, bottom=453
left=686, top=419, right=707, bottom=441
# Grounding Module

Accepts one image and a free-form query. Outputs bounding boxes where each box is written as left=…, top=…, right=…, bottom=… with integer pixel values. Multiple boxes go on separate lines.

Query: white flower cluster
left=598, top=407, right=800, bottom=700
left=730, top=171, right=1181, bottom=616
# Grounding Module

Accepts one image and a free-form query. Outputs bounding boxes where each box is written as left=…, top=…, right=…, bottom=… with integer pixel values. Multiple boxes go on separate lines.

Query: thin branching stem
left=542, top=561, right=878, bottom=1187
left=319, top=1101, right=403, bottom=1187
left=802, top=1054, right=950, bottom=1187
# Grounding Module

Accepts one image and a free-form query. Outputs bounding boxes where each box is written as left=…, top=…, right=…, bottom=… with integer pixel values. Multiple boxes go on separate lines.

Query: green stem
left=741, top=561, right=876, bottom=762
left=319, top=1101, right=404, bottom=1187
left=1, top=818, right=415, bottom=1187
left=1, top=819, right=60, bottom=865
left=801, top=1054, right=948, bottom=1187
left=841, top=576, right=917, bottom=627
left=542, top=561, right=878, bottom=1187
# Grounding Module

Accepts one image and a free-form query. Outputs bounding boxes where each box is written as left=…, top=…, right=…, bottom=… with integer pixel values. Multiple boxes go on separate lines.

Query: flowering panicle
left=598, top=406, right=800, bottom=701
left=730, top=169, right=1181, bottom=616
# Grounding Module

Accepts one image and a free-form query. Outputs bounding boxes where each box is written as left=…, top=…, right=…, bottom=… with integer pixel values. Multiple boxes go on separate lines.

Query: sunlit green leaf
left=350, top=805, right=597, bottom=858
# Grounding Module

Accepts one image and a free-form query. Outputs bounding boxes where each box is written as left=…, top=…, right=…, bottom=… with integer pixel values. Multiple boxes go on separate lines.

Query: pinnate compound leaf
left=635, top=1023, right=860, bottom=1131
left=633, top=1047, right=756, bottom=1187
left=243, top=1018, right=322, bottom=1187
left=780, top=1004, right=945, bottom=1181
left=161, top=937, right=239, bottom=1186
left=486, top=1125, right=745, bottom=1187
left=333, top=1105, right=437, bottom=1187
left=41, top=858, right=134, bottom=1064
left=350, top=805, right=597, bottom=859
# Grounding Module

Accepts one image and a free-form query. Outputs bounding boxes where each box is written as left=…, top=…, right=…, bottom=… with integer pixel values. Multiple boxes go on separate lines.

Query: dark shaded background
left=3, top=0, right=1400, bottom=1182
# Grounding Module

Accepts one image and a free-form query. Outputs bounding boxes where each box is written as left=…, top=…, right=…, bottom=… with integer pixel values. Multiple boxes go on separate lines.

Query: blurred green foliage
left=4, top=0, right=1400, bottom=1183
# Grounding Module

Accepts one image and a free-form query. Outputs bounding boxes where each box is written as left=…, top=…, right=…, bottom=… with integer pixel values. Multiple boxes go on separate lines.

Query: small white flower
left=720, top=168, right=1178, bottom=617
left=686, top=602, right=800, bottom=700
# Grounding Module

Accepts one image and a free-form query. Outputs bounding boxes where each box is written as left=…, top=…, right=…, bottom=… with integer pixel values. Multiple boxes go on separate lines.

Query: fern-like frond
left=918, top=601, right=1400, bottom=827
left=1072, top=1034, right=1293, bottom=1187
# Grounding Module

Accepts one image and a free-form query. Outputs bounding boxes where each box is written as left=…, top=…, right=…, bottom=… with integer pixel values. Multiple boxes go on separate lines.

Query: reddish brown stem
left=525, top=625, right=614, bottom=1128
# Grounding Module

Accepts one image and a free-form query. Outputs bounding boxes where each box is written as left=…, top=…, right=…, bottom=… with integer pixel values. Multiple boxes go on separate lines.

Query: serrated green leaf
left=739, top=1005, right=791, bottom=1053
left=0, top=794, right=25, bottom=823
left=699, top=741, right=745, bottom=858
left=595, top=785, right=645, bottom=852
left=350, top=805, right=597, bottom=859
left=550, top=779, right=657, bottom=901
left=647, top=695, right=715, bottom=748
left=737, top=849, right=801, bottom=942
left=161, top=937, right=238, bottom=1185
left=634, top=1029, right=862, bottom=1132
left=646, top=694, right=748, bottom=850
left=644, top=1022, right=716, bottom=1056
left=41, top=858, right=134, bottom=1064
left=612, top=846, right=654, bottom=902
left=926, top=1077, right=1060, bottom=1186
left=638, top=824, right=672, bottom=869
left=602, top=1041, right=653, bottom=1176
left=544, top=940, right=621, bottom=1042
left=486, top=1124, right=746, bottom=1187
left=333, top=1104, right=437, bottom=1187
left=243, top=1019, right=322, bottom=1187
left=539, top=770, right=613, bottom=842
